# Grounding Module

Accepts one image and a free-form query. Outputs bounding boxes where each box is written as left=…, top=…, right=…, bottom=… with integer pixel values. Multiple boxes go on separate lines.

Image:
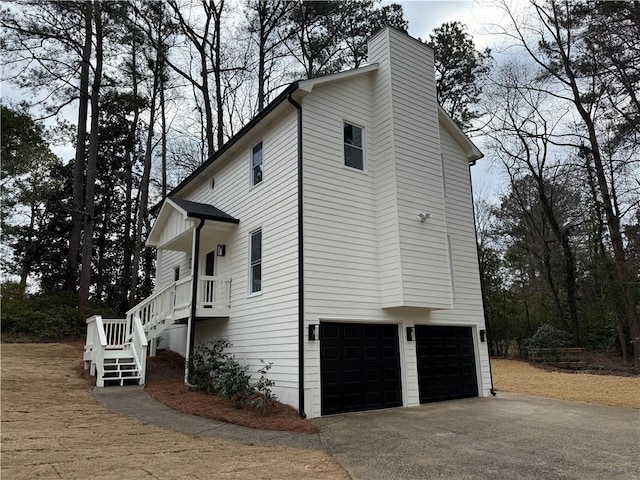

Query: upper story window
left=344, top=122, right=364, bottom=170
left=252, top=141, right=263, bottom=186
left=249, top=229, right=262, bottom=294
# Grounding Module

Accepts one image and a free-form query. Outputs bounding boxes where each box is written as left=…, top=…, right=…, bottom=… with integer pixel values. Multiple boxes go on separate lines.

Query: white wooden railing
left=197, top=275, right=232, bottom=309
left=84, top=314, right=148, bottom=387
left=126, top=275, right=231, bottom=341
left=130, top=315, right=148, bottom=384
left=85, top=275, right=230, bottom=387
left=84, top=314, right=108, bottom=376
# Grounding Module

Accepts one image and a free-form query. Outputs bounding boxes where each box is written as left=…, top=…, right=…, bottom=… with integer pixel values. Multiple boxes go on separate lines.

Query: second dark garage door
left=415, top=325, right=478, bottom=403
left=320, top=322, right=402, bottom=415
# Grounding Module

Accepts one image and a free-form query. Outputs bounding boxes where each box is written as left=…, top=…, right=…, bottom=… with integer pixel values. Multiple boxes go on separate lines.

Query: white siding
left=430, top=125, right=492, bottom=396
left=156, top=250, right=190, bottom=291
left=156, top=107, right=301, bottom=407
left=302, top=28, right=490, bottom=417
left=369, top=33, right=403, bottom=308
left=152, top=29, right=491, bottom=417
left=387, top=30, right=451, bottom=309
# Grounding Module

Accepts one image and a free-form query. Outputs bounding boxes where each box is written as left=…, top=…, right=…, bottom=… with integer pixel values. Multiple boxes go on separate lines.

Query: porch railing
left=126, top=275, right=231, bottom=340
left=84, top=314, right=147, bottom=387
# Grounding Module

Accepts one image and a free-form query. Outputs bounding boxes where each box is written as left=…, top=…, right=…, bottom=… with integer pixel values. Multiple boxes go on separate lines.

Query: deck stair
left=85, top=275, right=232, bottom=387
left=84, top=315, right=148, bottom=387
left=101, top=354, right=141, bottom=386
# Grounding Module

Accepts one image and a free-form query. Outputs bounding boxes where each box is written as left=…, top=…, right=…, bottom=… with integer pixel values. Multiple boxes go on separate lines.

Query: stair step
left=104, top=357, right=135, bottom=362
left=104, top=363, right=136, bottom=370
left=103, top=371, right=140, bottom=378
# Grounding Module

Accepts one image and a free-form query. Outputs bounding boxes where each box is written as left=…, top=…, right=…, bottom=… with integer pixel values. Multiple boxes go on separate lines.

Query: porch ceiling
left=147, top=197, right=239, bottom=251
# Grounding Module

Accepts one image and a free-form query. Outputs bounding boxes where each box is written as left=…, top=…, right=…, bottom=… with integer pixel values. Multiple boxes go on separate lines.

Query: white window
left=343, top=122, right=364, bottom=170
left=252, top=142, right=263, bottom=186
left=249, top=229, right=262, bottom=294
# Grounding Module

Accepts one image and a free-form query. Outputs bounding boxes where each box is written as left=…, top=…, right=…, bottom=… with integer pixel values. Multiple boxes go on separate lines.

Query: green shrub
left=212, top=358, right=252, bottom=409
left=523, top=324, right=572, bottom=350
left=188, top=339, right=277, bottom=411
left=1, top=283, right=118, bottom=341
left=187, top=338, right=233, bottom=392
left=250, top=361, right=277, bottom=414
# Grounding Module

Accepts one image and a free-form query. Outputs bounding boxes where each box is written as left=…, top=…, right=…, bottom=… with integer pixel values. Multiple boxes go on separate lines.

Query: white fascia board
left=298, top=63, right=379, bottom=93
left=437, top=106, right=483, bottom=164
left=146, top=198, right=189, bottom=247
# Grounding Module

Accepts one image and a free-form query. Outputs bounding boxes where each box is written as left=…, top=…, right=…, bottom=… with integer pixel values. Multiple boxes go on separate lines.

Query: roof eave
left=150, top=82, right=300, bottom=214
left=437, top=106, right=483, bottom=165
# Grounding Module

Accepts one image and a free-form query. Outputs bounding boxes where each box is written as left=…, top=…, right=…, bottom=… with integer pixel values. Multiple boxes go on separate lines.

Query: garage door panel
left=321, top=322, right=402, bottom=416
left=344, top=346, right=360, bottom=360
left=416, top=326, right=478, bottom=404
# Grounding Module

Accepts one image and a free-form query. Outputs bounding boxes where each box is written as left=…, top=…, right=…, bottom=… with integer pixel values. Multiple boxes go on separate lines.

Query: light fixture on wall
left=480, top=329, right=487, bottom=343
left=406, top=326, right=415, bottom=341
left=216, top=244, right=226, bottom=256
left=309, top=324, right=319, bottom=341
left=418, top=213, right=431, bottom=223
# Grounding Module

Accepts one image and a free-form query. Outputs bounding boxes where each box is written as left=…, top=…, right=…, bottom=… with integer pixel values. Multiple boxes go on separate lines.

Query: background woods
left=0, top=1, right=638, bottom=366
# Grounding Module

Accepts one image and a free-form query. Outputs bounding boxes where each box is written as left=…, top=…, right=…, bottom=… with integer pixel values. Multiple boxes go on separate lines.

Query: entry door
left=203, top=251, right=215, bottom=307
left=205, top=251, right=215, bottom=276
left=415, top=326, right=478, bottom=403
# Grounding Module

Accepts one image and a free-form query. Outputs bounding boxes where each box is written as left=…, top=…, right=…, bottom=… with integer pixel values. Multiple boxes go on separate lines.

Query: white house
left=86, top=27, right=492, bottom=418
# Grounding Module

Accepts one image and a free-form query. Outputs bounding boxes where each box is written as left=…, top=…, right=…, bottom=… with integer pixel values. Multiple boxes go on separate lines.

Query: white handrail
left=131, top=315, right=148, bottom=384
left=127, top=275, right=231, bottom=339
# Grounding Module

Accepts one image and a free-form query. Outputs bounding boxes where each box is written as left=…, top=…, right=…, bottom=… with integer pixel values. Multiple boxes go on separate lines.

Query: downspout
left=287, top=91, right=306, bottom=418
left=186, top=218, right=206, bottom=382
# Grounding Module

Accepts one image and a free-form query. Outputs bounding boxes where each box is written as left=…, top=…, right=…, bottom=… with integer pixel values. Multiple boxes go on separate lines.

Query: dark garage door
left=415, top=325, right=478, bottom=403
left=320, top=322, right=402, bottom=416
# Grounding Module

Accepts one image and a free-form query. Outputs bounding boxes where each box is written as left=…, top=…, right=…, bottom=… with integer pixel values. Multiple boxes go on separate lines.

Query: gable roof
left=146, top=197, right=239, bottom=249
left=168, top=198, right=239, bottom=224
left=150, top=82, right=299, bottom=213
left=154, top=53, right=482, bottom=212
left=298, top=64, right=379, bottom=93
left=437, top=107, right=483, bottom=164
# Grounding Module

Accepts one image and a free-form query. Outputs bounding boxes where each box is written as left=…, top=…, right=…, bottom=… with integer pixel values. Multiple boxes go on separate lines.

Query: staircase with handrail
left=84, top=275, right=231, bottom=387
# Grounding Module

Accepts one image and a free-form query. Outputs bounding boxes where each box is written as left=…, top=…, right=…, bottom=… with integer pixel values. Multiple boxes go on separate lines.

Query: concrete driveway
left=313, top=393, right=640, bottom=480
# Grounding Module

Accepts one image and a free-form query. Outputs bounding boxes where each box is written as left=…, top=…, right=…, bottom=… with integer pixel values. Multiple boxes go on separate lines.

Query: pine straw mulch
left=143, top=349, right=318, bottom=433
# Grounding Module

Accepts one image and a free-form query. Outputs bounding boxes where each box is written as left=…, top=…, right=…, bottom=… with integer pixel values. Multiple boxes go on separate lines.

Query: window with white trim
left=343, top=122, right=364, bottom=170
left=252, top=141, right=263, bottom=186
left=249, top=229, right=262, bottom=294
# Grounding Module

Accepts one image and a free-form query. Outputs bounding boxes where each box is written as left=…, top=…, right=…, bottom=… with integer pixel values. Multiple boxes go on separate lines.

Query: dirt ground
left=0, top=343, right=349, bottom=480
left=491, top=358, right=640, bottom=408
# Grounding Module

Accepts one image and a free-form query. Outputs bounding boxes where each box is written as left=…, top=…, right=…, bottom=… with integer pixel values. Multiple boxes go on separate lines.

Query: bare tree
left=498, top=0, right=639, bottom=364
left=246, top=0, right=293, bottom=111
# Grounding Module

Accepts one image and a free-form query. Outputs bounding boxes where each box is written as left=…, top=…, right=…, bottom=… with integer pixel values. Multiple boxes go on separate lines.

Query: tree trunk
left=78, top=0, right=103, bottom=308
left=212, top=0, right=225, bottom=151
left=129, top=50, right=160, bottom=308
left=545, top=1, right=640, bottom=365
left=67, top=1, right=93, bottom=293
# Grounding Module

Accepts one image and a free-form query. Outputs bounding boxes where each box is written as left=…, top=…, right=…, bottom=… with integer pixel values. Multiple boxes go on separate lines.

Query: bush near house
left=1, top=282, right=118, bottom=341
left=188, top=339, right=277, bottom=412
